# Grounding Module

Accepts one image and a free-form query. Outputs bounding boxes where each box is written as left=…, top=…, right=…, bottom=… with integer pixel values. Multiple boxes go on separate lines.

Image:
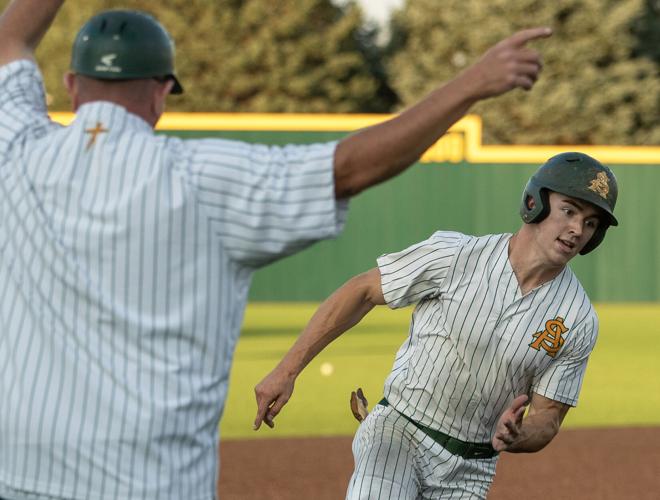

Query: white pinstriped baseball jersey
left=348, top=404, right=497, bottom=499
left=0, top=60, right=347, bottom=500
left=377, top=230, right=598, bottom=444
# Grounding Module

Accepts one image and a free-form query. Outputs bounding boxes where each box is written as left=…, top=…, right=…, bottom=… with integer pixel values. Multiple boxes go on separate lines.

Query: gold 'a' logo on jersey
left=529, top=317, right=569, bottom=358
left=588, top=172, right=610, bottom=199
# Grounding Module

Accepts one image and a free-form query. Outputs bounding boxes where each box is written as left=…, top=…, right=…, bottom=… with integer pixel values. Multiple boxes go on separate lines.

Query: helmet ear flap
left=579, top=225, right=608, bottom=255
left=520, top=182, right=550, bottom=224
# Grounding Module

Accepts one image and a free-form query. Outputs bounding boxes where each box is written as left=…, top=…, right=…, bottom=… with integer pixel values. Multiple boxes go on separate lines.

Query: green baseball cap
left=71, top=9, right=183, bottom=94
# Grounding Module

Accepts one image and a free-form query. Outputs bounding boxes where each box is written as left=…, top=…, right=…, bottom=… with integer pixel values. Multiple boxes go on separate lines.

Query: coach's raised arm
left=0, top=0, right=551, bottom=201
left=0, top=0, right=64, bottom=65
left=333, top=27, right=552, bottom=198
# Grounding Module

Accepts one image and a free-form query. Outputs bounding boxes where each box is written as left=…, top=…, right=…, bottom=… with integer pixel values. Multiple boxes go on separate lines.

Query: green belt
left=378, top=398, right=498, bottom=460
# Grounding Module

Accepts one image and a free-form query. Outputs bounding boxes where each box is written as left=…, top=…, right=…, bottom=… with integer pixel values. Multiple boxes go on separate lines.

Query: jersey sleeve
left=531, top=312, right=599, bottom=407
left=0, top=60, right=54, bottom=160
left=183, top=138, right=348, bottom=268
left=377, top=231, right=465, bottom=309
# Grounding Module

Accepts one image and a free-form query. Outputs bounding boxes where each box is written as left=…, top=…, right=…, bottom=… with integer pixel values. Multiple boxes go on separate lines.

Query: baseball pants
left=346, top=404, right=498, bottom=499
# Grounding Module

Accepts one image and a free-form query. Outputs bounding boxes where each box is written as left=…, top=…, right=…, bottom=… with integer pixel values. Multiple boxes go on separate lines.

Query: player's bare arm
left=332, top=26, right=552, bottom=198
left=0, top=0, right=64, bottom=66
left=492, top=392, right=571, bottom=453
left=253, top=268, right=385, bottom=430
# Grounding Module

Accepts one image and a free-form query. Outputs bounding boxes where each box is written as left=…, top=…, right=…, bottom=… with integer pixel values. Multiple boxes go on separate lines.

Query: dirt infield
left=218, top=427, right=660, bottom=499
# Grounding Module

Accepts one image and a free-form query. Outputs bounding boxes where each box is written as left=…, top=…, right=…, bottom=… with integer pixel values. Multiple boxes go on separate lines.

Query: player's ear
left=526, top=195, right=536, bottom=210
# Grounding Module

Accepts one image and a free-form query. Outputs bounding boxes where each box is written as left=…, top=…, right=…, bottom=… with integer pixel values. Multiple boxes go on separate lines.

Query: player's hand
left=253, top=367, right=296, bottom=430
left=464, top=27, right=552, bottom=99
left=491, top=394, right=529, bottom=452
left=350, top=387, right=369, bottom=422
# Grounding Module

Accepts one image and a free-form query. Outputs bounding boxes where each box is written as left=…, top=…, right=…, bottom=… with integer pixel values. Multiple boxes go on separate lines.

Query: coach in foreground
left=0, top=0, right=550, bottom=499
left=255, top=153, right=618, bottom=499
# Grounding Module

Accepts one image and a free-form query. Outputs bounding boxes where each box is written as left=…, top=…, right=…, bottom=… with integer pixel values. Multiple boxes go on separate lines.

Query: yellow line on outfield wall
left=48, top=112, right=660, bottom=165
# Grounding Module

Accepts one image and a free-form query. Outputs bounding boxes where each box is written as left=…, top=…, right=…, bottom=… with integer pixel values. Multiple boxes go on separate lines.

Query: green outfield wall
left=248, top=159, right=660, bottom=302
left=50, top=113, right=660, bottom=302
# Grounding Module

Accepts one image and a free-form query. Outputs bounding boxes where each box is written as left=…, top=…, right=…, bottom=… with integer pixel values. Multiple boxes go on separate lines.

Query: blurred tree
left=4, top=0, right=396, bottom=112
left=631, top=0, right=660, bottom=63
left=386, top=0, right=659, bottom=145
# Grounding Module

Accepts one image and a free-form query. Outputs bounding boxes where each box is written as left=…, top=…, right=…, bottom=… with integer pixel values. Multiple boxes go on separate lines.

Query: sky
left=354, top=0, right=405, bottom=26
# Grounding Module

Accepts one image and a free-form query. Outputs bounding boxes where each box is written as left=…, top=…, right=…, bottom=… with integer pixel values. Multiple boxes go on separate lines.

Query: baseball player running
left=0, top=0, right=549, bottom=498
left=254, top=153, right=618, bottom=499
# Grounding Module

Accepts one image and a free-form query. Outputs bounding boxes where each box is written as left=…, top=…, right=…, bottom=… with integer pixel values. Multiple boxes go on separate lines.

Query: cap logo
left=588, top=171, right=610, bottom=199
left=95, top=53, right=121, bottom=73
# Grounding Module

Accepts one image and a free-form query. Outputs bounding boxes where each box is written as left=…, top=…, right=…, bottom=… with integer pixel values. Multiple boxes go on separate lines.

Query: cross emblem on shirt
left=85, top=122, right=109, bottom=150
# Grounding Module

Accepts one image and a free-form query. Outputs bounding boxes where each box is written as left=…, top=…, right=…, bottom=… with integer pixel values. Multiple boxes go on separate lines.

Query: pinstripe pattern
left=348, top=405, right=497, bottom=499
left=0, top=60, right=347, bottom=500
left=356, top=230, right=598, bottom=497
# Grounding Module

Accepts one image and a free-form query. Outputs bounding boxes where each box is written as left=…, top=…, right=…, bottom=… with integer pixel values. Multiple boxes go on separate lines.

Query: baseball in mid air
left=320, top=362, right=334, bottom=377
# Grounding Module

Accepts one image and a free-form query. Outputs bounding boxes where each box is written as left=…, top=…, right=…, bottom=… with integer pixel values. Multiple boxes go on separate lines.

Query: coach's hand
left=253, top=367, right=296, bottom=430
left=462, top=27, right=552, bottom=99
left=491, top=394, right=529, bottom=452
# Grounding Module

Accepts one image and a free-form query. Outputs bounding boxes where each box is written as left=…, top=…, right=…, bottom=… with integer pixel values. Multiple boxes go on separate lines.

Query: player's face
left=535, top=192, right=601, bottom=265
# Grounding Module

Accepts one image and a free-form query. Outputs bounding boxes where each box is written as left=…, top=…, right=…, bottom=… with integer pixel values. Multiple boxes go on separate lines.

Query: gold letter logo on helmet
left=588, top=172, right=610, bottom=199
left=529, top=317, right=569, bottom=358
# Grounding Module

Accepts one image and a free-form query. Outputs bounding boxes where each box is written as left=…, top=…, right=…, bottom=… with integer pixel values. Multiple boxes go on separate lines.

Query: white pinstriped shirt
left=0, top=60, right=347, bottom=500
left=378, top=231, right=598, bottom=443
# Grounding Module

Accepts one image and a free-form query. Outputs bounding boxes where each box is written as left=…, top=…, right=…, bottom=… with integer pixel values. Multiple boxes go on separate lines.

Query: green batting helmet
left=520, top=152, right=618, bottom=255
left=71, top=10, right=183, bottom=94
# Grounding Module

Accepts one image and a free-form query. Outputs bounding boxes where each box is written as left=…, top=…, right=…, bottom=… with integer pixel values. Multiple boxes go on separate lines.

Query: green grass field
left=220, top=303, right=660, bottom=439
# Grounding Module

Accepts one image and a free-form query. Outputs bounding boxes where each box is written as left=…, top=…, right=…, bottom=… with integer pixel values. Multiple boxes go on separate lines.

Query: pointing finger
left=253, top=403, right=268, bottom=431
left=508, top=27, right=553, bottom=47
left=254, top=392, right=275, bottom=430
left=254, top=389, right=275, bottom=430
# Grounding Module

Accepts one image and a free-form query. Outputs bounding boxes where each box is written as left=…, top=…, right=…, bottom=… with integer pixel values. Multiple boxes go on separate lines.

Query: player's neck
left=508, top=231, right=565, bottom=295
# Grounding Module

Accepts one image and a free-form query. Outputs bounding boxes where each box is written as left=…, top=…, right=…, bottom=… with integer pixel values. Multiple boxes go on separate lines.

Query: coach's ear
left=150, top=79, right=174, bottom=121
left=63, top=72, right=80, bottom=111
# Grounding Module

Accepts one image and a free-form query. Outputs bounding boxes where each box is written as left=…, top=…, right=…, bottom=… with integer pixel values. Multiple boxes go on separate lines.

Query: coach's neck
left=64, top=72, right=174, bottom=128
